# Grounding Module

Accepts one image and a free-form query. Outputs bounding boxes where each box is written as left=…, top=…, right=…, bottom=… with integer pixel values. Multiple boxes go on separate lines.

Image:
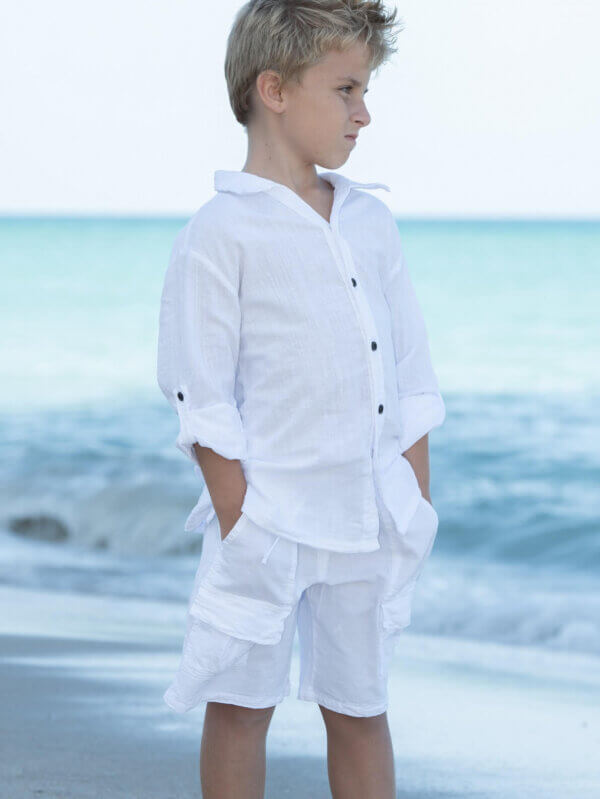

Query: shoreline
left=2, top=583, right=599, bottom=798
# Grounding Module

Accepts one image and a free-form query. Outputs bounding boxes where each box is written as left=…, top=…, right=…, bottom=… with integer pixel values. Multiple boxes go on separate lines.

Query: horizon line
left=1, top=214, right=599, bottom=223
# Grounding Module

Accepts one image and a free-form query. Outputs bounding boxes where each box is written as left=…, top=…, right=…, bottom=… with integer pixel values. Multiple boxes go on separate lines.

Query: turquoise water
left=0, top=217, right=599, bottom=654
left=2, top=218, right=599, bottom=406
left=403, top=220, right=600, bottom=394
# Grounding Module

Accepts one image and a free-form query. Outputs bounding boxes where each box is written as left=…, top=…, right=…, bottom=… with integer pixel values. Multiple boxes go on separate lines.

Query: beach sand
left=1, top=583, right=599, bottom=798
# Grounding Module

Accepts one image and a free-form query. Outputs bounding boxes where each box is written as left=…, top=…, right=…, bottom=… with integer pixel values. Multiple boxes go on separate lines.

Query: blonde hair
left=224, top=0, right=403, bottom=127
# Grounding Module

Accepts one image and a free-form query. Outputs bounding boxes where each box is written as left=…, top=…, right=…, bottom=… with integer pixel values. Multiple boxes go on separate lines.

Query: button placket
left=336, top=234, right=386, bottom=460
left=263, top=179, right=387, bottom=463
left=325, top=190, right=385, bottom=462
left=322, top=230, right=379, bottom=458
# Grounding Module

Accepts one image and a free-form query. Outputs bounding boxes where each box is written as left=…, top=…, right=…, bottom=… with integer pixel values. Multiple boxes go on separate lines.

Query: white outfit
left=163, top=480, right=439, bottom=717
left=156, top=169, right=445, bottom=553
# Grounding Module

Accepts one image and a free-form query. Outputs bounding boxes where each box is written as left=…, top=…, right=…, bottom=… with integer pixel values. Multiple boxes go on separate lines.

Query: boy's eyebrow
left=336, top=76, right=364, bottom=87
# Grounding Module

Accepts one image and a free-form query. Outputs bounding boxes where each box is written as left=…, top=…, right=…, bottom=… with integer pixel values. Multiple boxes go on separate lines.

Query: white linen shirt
left=156, top=168, right=446, bottom=553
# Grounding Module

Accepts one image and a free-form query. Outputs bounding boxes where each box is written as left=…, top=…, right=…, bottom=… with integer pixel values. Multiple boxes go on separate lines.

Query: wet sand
left=1, top=583, right=599, bottom=798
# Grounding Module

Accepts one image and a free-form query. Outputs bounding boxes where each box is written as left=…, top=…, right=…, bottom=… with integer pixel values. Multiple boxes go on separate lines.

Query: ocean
left=1, top=217, right=599, bottom=656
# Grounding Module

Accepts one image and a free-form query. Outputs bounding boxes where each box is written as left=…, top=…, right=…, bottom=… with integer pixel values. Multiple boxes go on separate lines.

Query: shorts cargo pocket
left=188, top=513, right=298, bottom=647
left=163, top=615, right=258, bottom=713
left=379, top=496, right=439, bottom=637
left=377, top=583, right=416, bottom=680
left=381, top=582, right=414, bottom=634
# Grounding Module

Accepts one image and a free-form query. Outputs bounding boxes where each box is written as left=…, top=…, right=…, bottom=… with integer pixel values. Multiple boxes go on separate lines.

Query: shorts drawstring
left=261, top=535, right=280, bottom=564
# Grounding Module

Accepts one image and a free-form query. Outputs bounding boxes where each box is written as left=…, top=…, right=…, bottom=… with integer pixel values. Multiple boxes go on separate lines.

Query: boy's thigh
left=169, top=514, right=301, bottom=712
left=296, top=578, right=389, bottom=717
left=189, top=598, right=300, bottom=708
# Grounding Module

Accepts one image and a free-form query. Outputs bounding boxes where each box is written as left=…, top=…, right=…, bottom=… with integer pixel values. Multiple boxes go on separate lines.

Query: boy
left=156, top=1, right=445, bottom=797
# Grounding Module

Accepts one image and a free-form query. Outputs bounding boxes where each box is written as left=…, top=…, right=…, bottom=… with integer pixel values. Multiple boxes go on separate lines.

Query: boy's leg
left=296, top=578, right=397, bottom=798
left=319, top=706, right=396, bottom=799
left=192, top=600, right=299, bottom=797
left=166, top=518, right=302, bottom=795
left=200, top=701, right=276, bottom=799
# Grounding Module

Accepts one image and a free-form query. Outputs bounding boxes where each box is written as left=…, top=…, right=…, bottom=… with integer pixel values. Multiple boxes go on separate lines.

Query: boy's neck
left=241, top=127, right=338, bottom=197
left=241, top=152, right=335, bottom=224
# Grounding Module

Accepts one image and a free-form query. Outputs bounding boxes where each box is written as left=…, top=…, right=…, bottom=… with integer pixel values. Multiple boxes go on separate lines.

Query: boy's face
left=262, top=41, right=373, bottom=169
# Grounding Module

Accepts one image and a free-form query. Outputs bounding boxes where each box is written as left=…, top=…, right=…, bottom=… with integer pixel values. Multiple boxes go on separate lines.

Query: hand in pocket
left=218, top=509, right=244, bottom=542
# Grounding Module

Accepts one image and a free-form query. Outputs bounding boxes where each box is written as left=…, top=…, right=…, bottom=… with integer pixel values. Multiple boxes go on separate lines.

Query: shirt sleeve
left=381, top=216, right=446, bottom=454
left=156, top=238, right=247, bottom=464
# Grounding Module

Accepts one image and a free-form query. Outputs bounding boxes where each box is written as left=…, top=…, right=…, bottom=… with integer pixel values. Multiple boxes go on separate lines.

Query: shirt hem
left=244, top=513, right=382, bottom=553
left=239, top=483, right=383, bottom=552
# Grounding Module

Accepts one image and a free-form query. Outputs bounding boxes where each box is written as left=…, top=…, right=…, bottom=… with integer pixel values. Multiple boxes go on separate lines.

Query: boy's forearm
left=402, top=434, right=432, bottom=503
left=192, top=443, right=247, bottom=524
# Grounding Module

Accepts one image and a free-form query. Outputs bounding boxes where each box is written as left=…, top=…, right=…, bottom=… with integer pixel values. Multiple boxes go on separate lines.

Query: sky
left=1, top=0, right=599, bottom=218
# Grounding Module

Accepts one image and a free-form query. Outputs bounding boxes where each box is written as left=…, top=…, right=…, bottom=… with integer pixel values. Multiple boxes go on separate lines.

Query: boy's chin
left=317, top=152, right=351, bottom=170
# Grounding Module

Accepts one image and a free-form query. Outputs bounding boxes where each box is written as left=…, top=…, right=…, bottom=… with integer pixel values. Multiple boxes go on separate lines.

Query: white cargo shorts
left=163, top=484, right=439, bottom=718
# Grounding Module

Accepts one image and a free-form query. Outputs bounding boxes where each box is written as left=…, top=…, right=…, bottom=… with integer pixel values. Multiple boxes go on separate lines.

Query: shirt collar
left=214, top=169, right=390, bottom=195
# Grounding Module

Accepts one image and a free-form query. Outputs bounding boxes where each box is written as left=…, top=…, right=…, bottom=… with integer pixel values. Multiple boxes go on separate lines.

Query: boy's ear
left=253, top=69, right=286, bottom=118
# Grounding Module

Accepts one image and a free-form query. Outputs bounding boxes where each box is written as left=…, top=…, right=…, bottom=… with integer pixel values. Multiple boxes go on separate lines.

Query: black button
left=378, top=404, right=384, bottom=413
left=177, top=391, right=184, bottom=401
left=351, top=277, right=357, bottom=286
left=371, top=341, right=377, bottom=350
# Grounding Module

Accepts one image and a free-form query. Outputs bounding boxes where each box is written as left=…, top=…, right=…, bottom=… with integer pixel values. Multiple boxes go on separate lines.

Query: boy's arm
left=381, top=215, right=445, bottom=502
left=401, top=434, right=431, bottom=504
left=157, top=242, right=247, bottom=536
left=193, top=443, right=247, bottom=535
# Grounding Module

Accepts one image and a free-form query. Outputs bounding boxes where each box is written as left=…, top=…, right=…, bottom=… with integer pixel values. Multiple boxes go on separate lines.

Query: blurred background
left=1, top=2, right=599, bottom=794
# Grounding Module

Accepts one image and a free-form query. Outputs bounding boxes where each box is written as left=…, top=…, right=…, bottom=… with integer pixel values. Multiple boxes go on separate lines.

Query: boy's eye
left=339, top=86, right=368, bottom=95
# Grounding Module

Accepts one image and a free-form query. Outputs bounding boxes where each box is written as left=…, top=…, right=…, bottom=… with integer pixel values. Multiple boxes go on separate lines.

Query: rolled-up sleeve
left=382, top=218, right=446, bottom=454
left=156, top=238, right=247, bottom=463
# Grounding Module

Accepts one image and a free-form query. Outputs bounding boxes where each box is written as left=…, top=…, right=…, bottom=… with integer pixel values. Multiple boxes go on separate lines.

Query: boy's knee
left=206, top=700, right=276, bottom=730
left=319, top=705, right=387, bottom=735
